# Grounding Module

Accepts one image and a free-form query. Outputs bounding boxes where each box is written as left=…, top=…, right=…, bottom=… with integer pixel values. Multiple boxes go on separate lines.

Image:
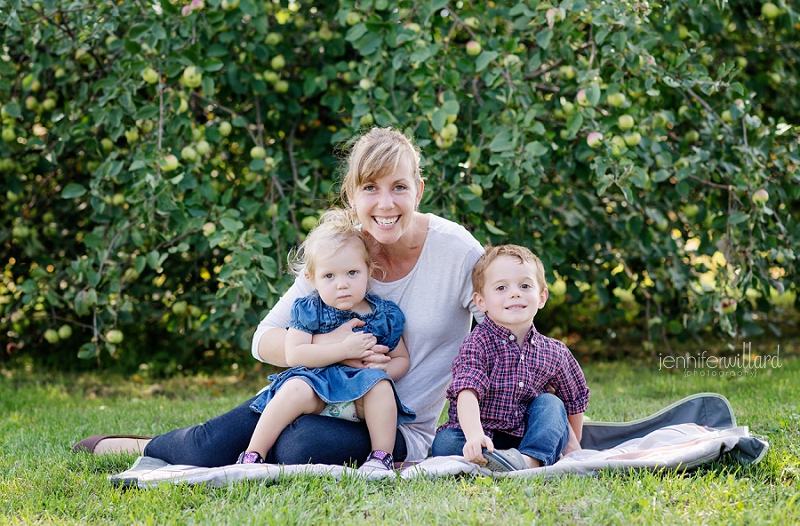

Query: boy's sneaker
left=357, top=450, right=394, bottom=477
left=482, top=448, right=528, bottom=471
left=236, top=451, right=266, bottom=464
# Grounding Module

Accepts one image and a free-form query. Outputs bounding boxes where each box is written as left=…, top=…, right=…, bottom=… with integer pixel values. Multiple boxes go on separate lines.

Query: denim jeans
left=144, top=394, right=407, bottom=467
left=430, top=393, right=569, bottom=466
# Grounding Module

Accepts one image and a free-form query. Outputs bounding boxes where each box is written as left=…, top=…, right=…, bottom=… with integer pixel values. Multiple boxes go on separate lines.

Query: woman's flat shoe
left=72, top=434, right=152, bottom=454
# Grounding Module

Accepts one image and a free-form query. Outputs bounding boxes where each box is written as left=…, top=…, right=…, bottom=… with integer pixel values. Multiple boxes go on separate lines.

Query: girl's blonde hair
left=289, top=208, right=375, bottom=279
left=339, top=127, right=423, bottom=205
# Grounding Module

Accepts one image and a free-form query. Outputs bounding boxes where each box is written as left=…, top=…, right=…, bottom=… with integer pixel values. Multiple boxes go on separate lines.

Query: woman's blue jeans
left=144, top=394, right=406, bottom=467
left=430, top=393, right=569, bottom=466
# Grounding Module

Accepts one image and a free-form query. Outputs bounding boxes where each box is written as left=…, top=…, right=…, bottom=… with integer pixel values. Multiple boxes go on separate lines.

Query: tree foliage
left=1, top=0, right=798, bottom=371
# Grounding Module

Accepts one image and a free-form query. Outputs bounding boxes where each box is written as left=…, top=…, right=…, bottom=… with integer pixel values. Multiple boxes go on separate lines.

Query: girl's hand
left=312, top=318, right=365, bottom=345
left=342, top=331, right=377, bottom=359
left=363, top=359, right=390, bottom=372
left=463, top=435, right=494, bottom=466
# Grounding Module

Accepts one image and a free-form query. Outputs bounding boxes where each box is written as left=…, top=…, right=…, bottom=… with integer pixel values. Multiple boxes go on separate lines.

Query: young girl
left=237, top=208, right=415, bottom=474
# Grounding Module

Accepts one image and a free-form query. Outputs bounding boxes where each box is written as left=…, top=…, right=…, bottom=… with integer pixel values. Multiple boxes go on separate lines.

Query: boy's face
left=473, top=255, right=548, bottom=335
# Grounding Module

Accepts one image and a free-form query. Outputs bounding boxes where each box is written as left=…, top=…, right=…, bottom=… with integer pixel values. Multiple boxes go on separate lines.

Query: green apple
left=2, top=127, right=17, bottom=143
left=44, top=329, right=60, bottom=344
left=181, top=146, right=197, bottom=161
left=607, top=92, right=626, bottom=107
left=105, top=329, right=124, bottom=344
left=559, top=65, right=575, bottom=80
left=301, top=216, right=318, bottom=232
left=221, top=0, right=239, bottom=10
left=172, top=301, right=188, bottom=316
left=576, top=89, right=591, bottom=107
left=550, top=278, right=567, bottom=297
left=752, top=188, right=769, bottom=205
left=404, top=22, right=421, bottom=33
left=139, top=119, right=154, bottom=133
left=58, top=324, right=73, bottom=339
left=677, top=25, right=689, bottom=40
left=736, top=57, right=748, bottom=69
left=463, top=17, right=479, bottom=29
left=270, top=55, right=286, bottom=70
left=318, top=26, right=333, bottom=41
left=196, top=140, right=210, bottom=156
left=435, top=135, right=453, bottom=149
left=721, top=110, right=733, bottom=124
left=218, top=121, right=232, bottom=137
left=466, top=41, right=482, bottom=56
left=202, top=222, right=216, bottom=237
left=685, top=130, right=699, bottom=143
left=682, top=204, right=699, bottom=218
left=265, top=32, right=282, bottom=45
left=359, top=78, right=372, bottom=90
left=124, top=127, right=139, bottom=143
left=263, top=71, right=280, bottom=84
left=561, top=101, right=576, bottom=116
left=586, top=131, right=603, bottom=148
left=611, top=135, right=627, bottom=149
left=440, top=123, right=458, bottom=141
left=112, top=193, right=125, bottom=206
left=142, top=67, right=159, bottom=84
left=346, top=11, right=361, bottom=26
left=503, top=54, right=520, bottom=67
left=721, top=299, right=737, bottom=314
left=25, top=96, right=38, bottom=111
left=468, top=183, right=483, bottom=197
left=359, top=113, right=374, bottom=127
left=99, top=138, right=113, bottom=153
left=761, top=2, right=780, bottom=20
left=623, top=132, right=641, bottom=147
left=160, top=154, right=180, bottom=172
left=617, top=114, right=635, bottom=131
left=374, top=0, right=388, bottom=10
left=250, top=146, right=266, bottom=159
left=182, top=66, right=202, bottom=88
left=274, top=80, right=289, bottom=93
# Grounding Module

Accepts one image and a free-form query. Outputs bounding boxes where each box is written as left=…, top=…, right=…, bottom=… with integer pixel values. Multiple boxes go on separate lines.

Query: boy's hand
left=462, top=435, right=494, bottom=466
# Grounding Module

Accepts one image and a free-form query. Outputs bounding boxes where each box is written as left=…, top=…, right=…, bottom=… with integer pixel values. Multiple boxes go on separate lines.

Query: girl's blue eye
left=324, top=273, right=334, bottom=279
left=348, top=270, right=358, bottom=276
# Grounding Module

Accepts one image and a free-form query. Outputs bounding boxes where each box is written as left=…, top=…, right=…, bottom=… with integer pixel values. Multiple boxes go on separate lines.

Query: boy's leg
left=430, top=428, right=468, bottom=457
left=246, top=378, right=325, bottom=457
left=355, top=379, right=397, bottom=454
left=518, top=393, right=570, bottom=467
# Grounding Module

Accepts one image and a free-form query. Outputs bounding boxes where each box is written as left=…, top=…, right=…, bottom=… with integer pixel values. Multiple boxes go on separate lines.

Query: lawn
left=2, top=347, right=799, bottom=524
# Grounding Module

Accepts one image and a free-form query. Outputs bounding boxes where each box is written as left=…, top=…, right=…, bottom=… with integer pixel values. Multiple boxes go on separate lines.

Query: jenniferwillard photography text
left=658, top=342, right=783, bottom=378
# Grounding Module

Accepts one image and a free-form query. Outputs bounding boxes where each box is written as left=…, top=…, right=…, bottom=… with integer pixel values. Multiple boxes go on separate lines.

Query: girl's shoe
left=236, top=451, right=266, bottom=464
left=357, top=450, right=394, bottom=475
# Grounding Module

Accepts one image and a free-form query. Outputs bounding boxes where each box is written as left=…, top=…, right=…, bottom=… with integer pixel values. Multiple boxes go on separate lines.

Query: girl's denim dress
left=249, top=293, right=416, bottom=426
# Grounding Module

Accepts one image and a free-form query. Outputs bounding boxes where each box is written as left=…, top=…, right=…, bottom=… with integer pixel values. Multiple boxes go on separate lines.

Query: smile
left=505, top=305, right=527, bottom=310
left=374, top=216, right=399, bottom=226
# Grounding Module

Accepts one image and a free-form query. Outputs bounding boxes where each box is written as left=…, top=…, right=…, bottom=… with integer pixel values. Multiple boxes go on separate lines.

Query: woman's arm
left=256, top=327, right=289, bottom=366
left=365, top=337, right=410, bottom=381
left=285, top=327, right=379, bottom=368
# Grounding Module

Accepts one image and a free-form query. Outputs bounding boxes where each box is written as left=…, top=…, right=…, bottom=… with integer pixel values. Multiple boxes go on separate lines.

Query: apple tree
left=0, top=0, right=798, bottom=371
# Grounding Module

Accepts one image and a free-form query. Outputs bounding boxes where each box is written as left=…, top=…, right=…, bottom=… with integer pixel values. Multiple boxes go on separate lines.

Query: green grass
left=2, top=351, right=799, bottom=525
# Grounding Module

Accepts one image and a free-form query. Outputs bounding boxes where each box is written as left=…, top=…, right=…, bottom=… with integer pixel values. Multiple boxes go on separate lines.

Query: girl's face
left=350, top=155, right=424, bottom=246
left=309, top=241, right=370, bottom=311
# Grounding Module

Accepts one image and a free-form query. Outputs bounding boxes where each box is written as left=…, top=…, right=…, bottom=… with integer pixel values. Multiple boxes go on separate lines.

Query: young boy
left=431, top=245, right=589, bottom=471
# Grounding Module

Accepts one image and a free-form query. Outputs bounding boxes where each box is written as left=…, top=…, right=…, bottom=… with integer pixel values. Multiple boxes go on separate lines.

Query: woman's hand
left=341, top=332, right=378, bottom=359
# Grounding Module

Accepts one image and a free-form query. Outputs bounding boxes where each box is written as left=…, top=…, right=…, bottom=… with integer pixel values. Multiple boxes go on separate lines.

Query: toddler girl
left=237, top=209, right=415, bottom=474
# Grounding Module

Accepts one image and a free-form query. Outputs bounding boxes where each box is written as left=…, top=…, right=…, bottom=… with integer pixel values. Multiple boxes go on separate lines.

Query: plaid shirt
left=440, top=317, right=590, bottom=438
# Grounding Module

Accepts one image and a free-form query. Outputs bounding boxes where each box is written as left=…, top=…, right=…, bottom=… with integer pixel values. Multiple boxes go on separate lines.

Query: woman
left=73, top=127, right=484, bottom=466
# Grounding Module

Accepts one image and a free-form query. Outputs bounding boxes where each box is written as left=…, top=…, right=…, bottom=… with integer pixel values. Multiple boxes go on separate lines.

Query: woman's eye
left=363, top=184, right=376, bottom=192
left=394, top=185, right=407, bottom=191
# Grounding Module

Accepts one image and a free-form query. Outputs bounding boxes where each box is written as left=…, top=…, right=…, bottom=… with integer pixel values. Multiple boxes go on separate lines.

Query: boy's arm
left=563, top=412, right=584, bottom=456
left=456, top=389, right=494, bottom=465
left=285, top=327, right=378, bottom=367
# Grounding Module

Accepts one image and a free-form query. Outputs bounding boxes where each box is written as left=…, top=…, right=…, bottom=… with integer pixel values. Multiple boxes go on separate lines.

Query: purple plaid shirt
left=440, top=317, right=590, bottom=438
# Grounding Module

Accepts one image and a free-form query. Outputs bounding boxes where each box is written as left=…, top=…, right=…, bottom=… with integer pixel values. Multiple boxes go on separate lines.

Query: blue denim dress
left=250, top=293, right=416, bottom=426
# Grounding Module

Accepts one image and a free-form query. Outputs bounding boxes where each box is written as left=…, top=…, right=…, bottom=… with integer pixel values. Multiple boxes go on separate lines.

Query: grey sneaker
left=482, top=448, right=528, bottom=471
left=357, top=450, right=394, bottom=476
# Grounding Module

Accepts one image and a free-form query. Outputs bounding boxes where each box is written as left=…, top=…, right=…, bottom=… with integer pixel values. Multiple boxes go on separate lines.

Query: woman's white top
left=251, top=213, right=484, bottom=461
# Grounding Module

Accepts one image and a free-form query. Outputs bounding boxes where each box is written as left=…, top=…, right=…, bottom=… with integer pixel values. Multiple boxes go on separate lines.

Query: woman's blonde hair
left=289, top=208, right=375, bottom=279
left=339, top=127, right=423, bottom=205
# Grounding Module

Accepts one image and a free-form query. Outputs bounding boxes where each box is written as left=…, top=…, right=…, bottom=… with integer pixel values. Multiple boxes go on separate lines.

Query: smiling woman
left=76, top=127, right=486, bottom=467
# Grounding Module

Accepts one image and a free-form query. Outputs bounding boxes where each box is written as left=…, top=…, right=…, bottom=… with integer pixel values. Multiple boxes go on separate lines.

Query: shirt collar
left=482, top=316, right=538, bottom=344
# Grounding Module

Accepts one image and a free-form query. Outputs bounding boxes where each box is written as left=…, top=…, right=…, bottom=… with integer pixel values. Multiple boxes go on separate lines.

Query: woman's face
left=351, top=155, right=424, bottom=246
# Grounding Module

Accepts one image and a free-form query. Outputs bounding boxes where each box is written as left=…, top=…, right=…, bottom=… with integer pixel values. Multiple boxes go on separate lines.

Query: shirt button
left=519, top=381, right=524, bottom=388
left=509, top=335, right=515, bottom=341
left=520, top=355, right=525, bottom=361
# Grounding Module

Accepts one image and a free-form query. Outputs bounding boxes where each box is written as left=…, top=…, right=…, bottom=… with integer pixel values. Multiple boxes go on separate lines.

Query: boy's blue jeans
left=431, top=393, right=570, bottom=466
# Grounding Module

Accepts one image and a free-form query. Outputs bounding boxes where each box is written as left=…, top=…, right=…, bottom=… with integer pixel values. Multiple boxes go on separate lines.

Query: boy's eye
left=496, top=285, right=506, bottom=291
left=521, top=283, right=531, bottom=289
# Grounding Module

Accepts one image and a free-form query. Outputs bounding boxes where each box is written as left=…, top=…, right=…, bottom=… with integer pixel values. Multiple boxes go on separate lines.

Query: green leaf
left=61, top=184, right=87, bottom=199
left=476, top=51, right=498, bottom=72
left=728, top=211, right=749, bottom=225
left=536, top=29, right=553, bottom=49
left=489, top=130, right=515, bottom=152
left=484, top=222, right=507, bottom=236
left=431, top=109, right=447, bottom=132
left=586, top=84, right=601, bottom=106
left=524, top=141, right=549, bottom=157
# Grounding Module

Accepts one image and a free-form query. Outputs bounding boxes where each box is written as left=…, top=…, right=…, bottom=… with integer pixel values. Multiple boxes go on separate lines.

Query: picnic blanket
left=109, top=393, right=768, bottom=488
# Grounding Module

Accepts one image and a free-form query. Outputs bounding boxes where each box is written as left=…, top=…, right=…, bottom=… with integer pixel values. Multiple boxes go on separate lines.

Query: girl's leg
left=430, top=428, right=468, bottom=457
left=143, top=395, right=263, bottom=467
left=354, top=379, right=397, bottom=454
left=517, top=393, right=570, bottom=467
left=246, top=379, right=325, bottom=457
